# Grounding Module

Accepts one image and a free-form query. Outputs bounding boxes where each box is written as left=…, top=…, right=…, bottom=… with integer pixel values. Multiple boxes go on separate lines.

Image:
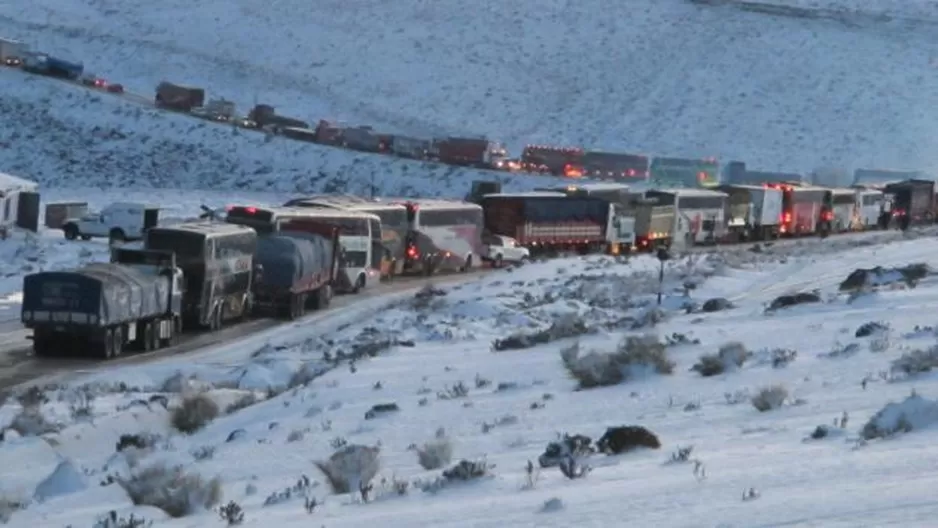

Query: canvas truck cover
left=22, top=263, right=171, bottom=326
left=255, top=234, right=334, bottom=289
left=482, top=195, right=609, bottom=243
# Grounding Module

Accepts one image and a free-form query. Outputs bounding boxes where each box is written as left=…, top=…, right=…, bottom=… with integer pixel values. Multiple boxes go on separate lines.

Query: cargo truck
left=433, top=137, right=508, bottom=168
left=21, top=53, right=84, bottom=80
left=155, top=82, right=205, bottom=112
left=716, top=184, right=783, bottom=241
left=251, top=231, right=339, bottom=320
left=883, top=179, right=935, bottom=229
left=0, top=37, right=27, bottom=66
left=480, top=192, right=620, bottom=256
left=21, top=248, right=184, bottom=359
left=248, top=104, right=309, bottom=131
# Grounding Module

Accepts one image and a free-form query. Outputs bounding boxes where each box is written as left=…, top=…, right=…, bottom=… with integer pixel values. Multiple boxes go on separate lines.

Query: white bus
left=644, top=189, right=728, bottom=248
left=225, top=205, right=382, bottom=294
left=398, top=199, right=485, bottom=275
left=284, top=195, right=409, bottom=277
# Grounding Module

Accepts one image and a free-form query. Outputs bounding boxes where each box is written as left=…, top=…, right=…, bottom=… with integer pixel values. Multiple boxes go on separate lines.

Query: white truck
left=61, top=202, right=160, bottom=244
left=0, top=37, right=26, bottom=66
left=718, top=184, right=783, bottom=241
left=481, top=233, right=530, bottom=267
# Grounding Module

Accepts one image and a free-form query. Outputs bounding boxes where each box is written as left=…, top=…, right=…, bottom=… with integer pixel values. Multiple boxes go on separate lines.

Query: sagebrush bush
left=561, top=335, right=672, bottom=389
left=415, top=428, right=454, bottom=470
left=314, top=444, right=380, bottom=500
left=692, top=341, right=750, bottom=377
left=8, top=407, right=58, bottom=437
left=171, top=393, right=219, bottom=434
left=751, top=385, right=788, bottom=412
left=891, top=346, right=938, bottom=376
left=117, top=463, right=222, bottom=517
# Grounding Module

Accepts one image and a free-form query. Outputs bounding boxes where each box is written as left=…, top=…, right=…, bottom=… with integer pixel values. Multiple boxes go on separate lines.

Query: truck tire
left=100, top=329, right=114, bottom=359
left=209, top=306, right=222, bottom=331
left=148, top=321, right=160, bottom=351
left=63, top=224, right=79, bottom=241
left=109, top=228, right=125, bottom=245
left=351, top=275, right=365, bottom=294
left=142, top=322, right=155, bottom=352
left=298, top=293, right=308, bottom=317
left=492, top=255, right=503, bottom=269
left=460, top=256, right=473, bottom=272
left=112, top=327, right=124, bottom=358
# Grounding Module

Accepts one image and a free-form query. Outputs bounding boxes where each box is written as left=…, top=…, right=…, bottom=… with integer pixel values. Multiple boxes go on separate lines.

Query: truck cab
left=607, top=205, right=636, bottom=255
left=62, top=202, right=159, bottom=244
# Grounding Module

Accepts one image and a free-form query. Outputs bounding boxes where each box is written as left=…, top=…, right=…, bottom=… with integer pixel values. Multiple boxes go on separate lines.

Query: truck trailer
left=155, top=82, right=205, bottom=112
left=21, top=248, right=184, bottom=359
left=252, top=232, right=339, bottom=319
left=481, top=192, right=615, bottom=256
left=716, top=184, right=783, bottom=241
left=21, top=53, right=84, bottom=80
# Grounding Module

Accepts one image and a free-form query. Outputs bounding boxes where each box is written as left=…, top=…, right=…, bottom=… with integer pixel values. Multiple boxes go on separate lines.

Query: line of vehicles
left=6, top=36, right=936, bottom=192
left=21, top=173, right=933, bottom=360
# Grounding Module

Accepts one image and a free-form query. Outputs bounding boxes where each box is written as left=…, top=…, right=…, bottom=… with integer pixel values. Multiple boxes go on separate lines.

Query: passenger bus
left=398, top=199, right=485, bottom=275
left=644, top=189, right=728, bottom=248
left=283, top=195, right=409, bottom=278
left=820, top=188, right=858, bottom=233
left=225, top=205, right=382, bottom=294
left=855, top=188, right=884, bottom=230
left=144, top=222, right=257, bottom=331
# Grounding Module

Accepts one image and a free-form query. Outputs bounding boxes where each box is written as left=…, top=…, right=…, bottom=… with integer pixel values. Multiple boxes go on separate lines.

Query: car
left=481, top=233, right=529, bottom=268
left=106, top=83, right=124, bottom=94
left=3, top=57, right=21, bottom=67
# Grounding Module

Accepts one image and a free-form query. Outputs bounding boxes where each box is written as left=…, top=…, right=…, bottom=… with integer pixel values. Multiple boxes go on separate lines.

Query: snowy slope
left=4, top=0, right=938, bottom=173
left=4, top=237, right=938, bottom=526
left=0, top=68, right=561, bottom=194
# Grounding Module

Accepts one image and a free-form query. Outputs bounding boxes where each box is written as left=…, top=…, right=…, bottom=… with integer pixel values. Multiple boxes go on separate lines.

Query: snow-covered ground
left=0, top=67, right=562, bottom=194
left=4, top=237, right=938, bottom=526
left=4, top=0, right=938, bottom=174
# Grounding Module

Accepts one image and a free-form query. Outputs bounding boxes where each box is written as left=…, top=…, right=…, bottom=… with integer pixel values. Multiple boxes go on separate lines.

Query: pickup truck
left=481, top=233, right=529, bottom=268
left=62, top=202, right=160, bottom=244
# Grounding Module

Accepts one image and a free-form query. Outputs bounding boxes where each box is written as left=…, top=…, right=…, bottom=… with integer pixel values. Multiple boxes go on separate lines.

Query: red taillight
left=783, top=212, right=792, bottom=223
left=406, top=245, right=418, bottom=259
left=245, top=207, right=257, bottom=214
left=697, top=171, right=707, bottom=182
left=627, top=169, right=636, bottom=177
left=823, top=211, right=834, bottom=221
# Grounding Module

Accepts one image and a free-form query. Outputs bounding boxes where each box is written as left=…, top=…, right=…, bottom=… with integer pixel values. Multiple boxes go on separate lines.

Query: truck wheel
left=63, top=224, right=79, bottom=241
left=148, top=321, right=161, bottom=351
left=112, top=327, right=124, bottom=357
left=315, top=285, right=332, bottom=310
left=109, top=228, right=125, bottom=245
left=142, top=322, right=154, bottom=351
left=493, top=255, right=503, bottom=269
left=210, top=306, right=223, bottom=331
left=460, top=256, right=473, bottom=272
left=101, top=329, right=114, bottom=359
left=297, top=293, right=308, bottom=317
left=352, top=275, right=365, bottom=294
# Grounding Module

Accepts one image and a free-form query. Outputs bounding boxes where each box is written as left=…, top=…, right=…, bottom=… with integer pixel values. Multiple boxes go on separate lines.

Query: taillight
left=406, top=245, right=418, bottom=259
left=823, top=211, right=834, bottom=221
left=783, top=212, right=792, bottom=223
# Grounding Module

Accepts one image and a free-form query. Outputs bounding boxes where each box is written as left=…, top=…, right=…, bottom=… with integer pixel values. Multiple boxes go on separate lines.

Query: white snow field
left=3, top=237, right=938, bottom=526
left=4, top=0, right=938, bottom=173
left=0, top=67, right=560, bottom=194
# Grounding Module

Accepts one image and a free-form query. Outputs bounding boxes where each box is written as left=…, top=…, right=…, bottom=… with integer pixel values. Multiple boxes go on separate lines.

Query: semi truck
left=883, top=179, right=935, bottom=229
left=251, top=231, right=339, bottom=320
left=21, top=53, right=84, bottom=80
left=716, top=184, right=783, bottom=241
left=248, top=104, right=309, bottom=131
left=433, top=137, right=508, bottom=168
left=480, top=192, right=626, bottom=256
left=20, top=248, right=184, bottom=359
left=0, top=38, right=27, bottom=66
left=155, top=82, right=205, bottom=112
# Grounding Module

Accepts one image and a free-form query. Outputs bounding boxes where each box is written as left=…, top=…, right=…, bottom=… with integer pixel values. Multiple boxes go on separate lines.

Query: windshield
left=343, top=250, right=368, bottom=268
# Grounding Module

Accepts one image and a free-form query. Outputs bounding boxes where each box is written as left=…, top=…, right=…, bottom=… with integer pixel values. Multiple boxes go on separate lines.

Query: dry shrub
left=171, top=393, right=219, bottom=434
left=117, top=463, right=222, bottom=518
left=692, top=341, right=750, bottom=377
left=415, top=428, right=454, bottom=470
left=561, top=335, right=673, bottom=389
left=891, top=346, right=938, bottom=376
left=314, top=445, right=380, bottom=500
left=751, top=385, right=788, bottom=412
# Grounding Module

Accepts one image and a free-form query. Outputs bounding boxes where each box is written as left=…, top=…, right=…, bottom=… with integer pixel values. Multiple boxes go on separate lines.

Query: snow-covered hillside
left=4, top=0, right=938, bottom=174
left=0, top=68, right=559, bottom=194
left=4, top=237, right=938, bottom=526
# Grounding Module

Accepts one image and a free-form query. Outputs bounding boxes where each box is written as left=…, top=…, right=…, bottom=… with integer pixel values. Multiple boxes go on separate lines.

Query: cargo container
left=252, top=231, right=339, bottom=319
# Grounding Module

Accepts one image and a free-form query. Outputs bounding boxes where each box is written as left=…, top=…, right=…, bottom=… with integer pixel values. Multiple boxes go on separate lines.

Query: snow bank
left=861, top=393, right=938, bottom=439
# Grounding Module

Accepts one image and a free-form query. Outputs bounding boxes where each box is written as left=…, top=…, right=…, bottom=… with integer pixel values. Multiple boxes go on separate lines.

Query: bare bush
left=751, top=385, right=788, bottom=412
left=414, top=428, right=454, bottom=470
left=8, top=407, right=58, bottom=437
left=891, top=346, right=938, bottom=376
left=692, top=341, right=750, bottom=377
left=117, top=463, right=222, bottom=517
left=561, top=335, right=672, bottom=389
left=171, top=393, right=220, bottom=434
left=224, top=393, right=259, bottom=414
left=314, top=445, right=380, bottom=501
left=92, top=510, right=153, bottom=528
left=493, top=314, right=590, bottom=351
